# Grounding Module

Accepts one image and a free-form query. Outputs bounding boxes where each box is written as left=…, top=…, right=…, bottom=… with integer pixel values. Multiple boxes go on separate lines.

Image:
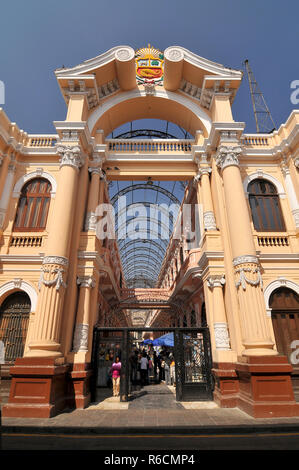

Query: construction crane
left=244, top=59, right=277, bottom=134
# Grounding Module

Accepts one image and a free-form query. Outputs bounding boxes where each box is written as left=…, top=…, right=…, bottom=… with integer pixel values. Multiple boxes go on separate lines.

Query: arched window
left=13, top=178, right=51, bottom=231
left=248, top=179, right=285, bottom=231
left=0, top=292, right=31, bottom=362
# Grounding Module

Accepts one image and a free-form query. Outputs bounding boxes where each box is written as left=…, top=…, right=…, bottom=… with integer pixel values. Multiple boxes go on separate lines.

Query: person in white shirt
left=140, top=351, right=148, bottom=386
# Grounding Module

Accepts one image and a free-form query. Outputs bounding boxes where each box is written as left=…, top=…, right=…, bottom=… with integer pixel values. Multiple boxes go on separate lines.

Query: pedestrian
left=110, top=356, right=121, bottom=397
left=148, top=355, right=153, bottom=383
left=140, top=351, right=148, bottom=386
left=153, top=351, right=158, bottom=380
left=170, top=354, right=176, bottom=386
left=164, top=354, right=171, bottom=385
left=159, top=353, right=165, bottom=382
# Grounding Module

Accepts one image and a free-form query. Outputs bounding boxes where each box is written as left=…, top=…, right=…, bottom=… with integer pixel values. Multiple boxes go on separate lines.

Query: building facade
left=0, top=45, right=299, bottom=418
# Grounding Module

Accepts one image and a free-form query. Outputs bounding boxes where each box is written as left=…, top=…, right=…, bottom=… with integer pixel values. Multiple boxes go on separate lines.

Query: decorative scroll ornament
left=235, top=266, right=263, bottom=291
left=294, top=156, right=299, bottom=169
left=203, top=211, right=217, bottom=231
left=57, top=145, right=85, bottom=170
left=216, top=145, right=242, bottom=171
left=72, top=323, right=89, bottom=352
left=135, top=44, right=164, bottom=85
left=115, top=47, right=135, bottom=62
left=164, top=47, right=184, bottom=62
left=214, top=322, right=230, bottom=350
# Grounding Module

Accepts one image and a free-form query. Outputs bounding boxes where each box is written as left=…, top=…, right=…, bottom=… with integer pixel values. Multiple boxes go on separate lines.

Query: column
left=207, top=275, right=230, bottom=351
left=281, top=160, right=299, bottom=228
left=0, top=157, right=16, bottom=228
left=84, top=158, right=105, bottom=231
left=216, top=144, right=276, bottom=356
left=72, top=276, right=96, bottom=353
left=27, top=144, right=85, bottom=357
left=195, top=165, right=217, bottom=231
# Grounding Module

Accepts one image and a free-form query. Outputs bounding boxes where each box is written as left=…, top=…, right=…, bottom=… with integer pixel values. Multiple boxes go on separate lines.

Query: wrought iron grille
left=0, top=292, right=30, bottom=362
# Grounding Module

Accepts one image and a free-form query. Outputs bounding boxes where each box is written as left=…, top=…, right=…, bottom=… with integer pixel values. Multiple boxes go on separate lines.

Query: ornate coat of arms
left=135, top=45, right=164, bottom=85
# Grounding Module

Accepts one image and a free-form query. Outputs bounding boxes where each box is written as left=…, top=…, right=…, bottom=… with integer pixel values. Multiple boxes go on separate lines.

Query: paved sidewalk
left=2, top=383, right=299, bottom=434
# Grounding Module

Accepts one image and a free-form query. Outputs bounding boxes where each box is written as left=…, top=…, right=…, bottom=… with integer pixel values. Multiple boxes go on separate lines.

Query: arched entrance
left=270, top=287, right=299, bottom=400
left=0, top=291, right=31, bottom=363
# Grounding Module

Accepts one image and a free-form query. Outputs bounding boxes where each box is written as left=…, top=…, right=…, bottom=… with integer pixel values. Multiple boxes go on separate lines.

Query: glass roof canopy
left=108, top=180, right=187, bottom=288
left=107, top=119, right=191, bottom=289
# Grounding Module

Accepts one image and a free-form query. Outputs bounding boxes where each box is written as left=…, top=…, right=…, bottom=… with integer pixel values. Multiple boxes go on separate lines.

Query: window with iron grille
left=248, top=179, right=285, bottom=231
left=0, top=292, right=31, bottom=363
left=13, top=178, right=52, bottom=231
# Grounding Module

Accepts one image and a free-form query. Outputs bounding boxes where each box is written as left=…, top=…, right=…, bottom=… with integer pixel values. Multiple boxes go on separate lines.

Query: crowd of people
left=129, top=347, right=176, bottom=389
left=108, top=346, right=176, bottom=397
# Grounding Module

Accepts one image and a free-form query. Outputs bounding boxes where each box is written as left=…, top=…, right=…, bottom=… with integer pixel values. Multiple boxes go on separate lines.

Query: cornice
left=0, top=254, right=44, bottom=263
left=54, top=45, right=243, bottom=80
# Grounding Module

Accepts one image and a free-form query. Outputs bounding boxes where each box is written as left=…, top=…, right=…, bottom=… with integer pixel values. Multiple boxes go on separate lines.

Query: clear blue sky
left=1, top=0, right=298, bottom=134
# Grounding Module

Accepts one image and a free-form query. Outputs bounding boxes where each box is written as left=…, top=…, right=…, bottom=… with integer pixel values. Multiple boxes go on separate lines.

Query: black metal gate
left=91, top=327, right=213, bottom=402
left=0, top=292, right=31, bottom=363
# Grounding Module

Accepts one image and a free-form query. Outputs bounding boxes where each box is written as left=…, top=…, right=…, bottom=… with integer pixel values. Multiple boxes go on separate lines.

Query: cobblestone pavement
left=2, top=382, right=299, bottom=431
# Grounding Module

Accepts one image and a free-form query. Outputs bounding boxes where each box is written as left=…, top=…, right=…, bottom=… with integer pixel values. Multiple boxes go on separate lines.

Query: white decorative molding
left=203, top=211, right=217, bottom=231
left=0, top=280, right=38, bottom=312
left=38, top=266, right=67, bottom=291
left=264, top=278, right=299, bottom=317
left=87, top=88, right=212, bottom=136
left=233, top=255, right=259, bottom=266
left=77, top=276, right=96, bottom=288
left=57, top=145, right=85, bottom=170
left=12, top=170, right=57, bottom=199
left=72, top=323, right=89, bottom=352
left=43, top=256, right=68, bottom=266
left=243, top=171, right=286, bottom=199
left=84, top=211, right=97, bottom=231
left=115, top=46, right=135, bottom=62
left=235, top=266, right=263, bottom=291
left=207, top=275, right=225, bottom=289
left=144, top=81, right=156, bottom=96
left=215, top=145, right=242, bottom=171
left=12, top=278, right=22, bottom=289
left=164, top=47, right=184, bottom=62
left=214, top=322, right=230, bottom=350
left=292, top=208, right=299, bottom=228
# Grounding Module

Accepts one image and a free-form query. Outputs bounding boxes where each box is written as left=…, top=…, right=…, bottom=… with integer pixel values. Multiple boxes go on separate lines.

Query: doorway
left=270, top=287, right=299, bottom=400
left=91, top=327, right=213, bottom=406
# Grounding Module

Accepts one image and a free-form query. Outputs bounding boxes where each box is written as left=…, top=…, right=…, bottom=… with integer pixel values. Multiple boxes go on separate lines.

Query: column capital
left=215, top=145, right=242, bottom=171
left=193, top=166, right=212, bottom=185
left=203, top=211, right=217, bottom=230
left=207, top=274, right=225, bottom=289
left=77, top=275, right=96, bottom=288
left=57, top=144, right=85, bottom=171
